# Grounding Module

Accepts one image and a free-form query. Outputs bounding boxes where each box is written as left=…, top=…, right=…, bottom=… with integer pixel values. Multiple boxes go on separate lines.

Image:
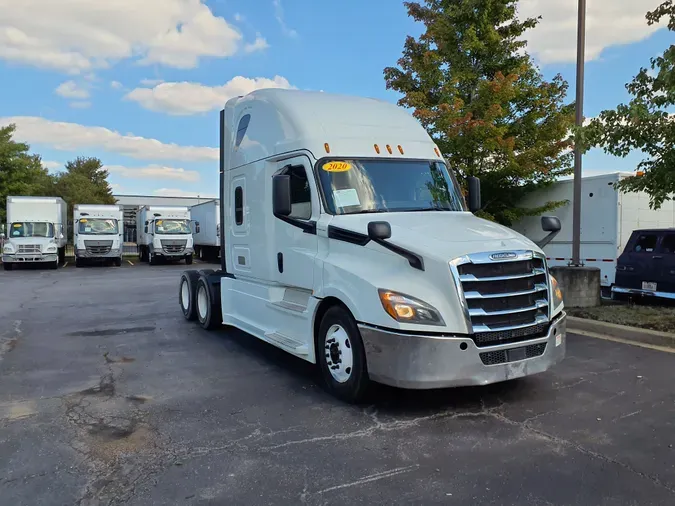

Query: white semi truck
left=73, top=204, right=124, bottom=267
left=1, top=196, right=67, bottom=270
left=177, top=89, right=567, bottom=403
left=137, top=205, right=194, bottom=265
left=190, top=200, right=220, bottom=262
left=511, top=172, right=675, bottom=292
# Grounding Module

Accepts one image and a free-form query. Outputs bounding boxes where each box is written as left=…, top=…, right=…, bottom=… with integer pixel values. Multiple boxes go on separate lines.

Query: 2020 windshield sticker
left=323, top=161, right=352, bottom=172
left=333, top=188, right=361, bottom=208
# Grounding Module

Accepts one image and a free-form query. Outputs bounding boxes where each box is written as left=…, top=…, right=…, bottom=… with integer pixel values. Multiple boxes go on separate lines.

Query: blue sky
left=0, top=0, right=670, bottom=197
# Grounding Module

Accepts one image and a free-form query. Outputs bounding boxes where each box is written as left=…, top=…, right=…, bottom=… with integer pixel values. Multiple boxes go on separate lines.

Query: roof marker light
left=386, top=144, right=393, bottom=154
left=374, top=144, right=381, bottom=154
left=397, top=145, right=404, bottom=155
left=324, top=143, right=330, bottom=153
left=434, top=147, right=440, bottom=157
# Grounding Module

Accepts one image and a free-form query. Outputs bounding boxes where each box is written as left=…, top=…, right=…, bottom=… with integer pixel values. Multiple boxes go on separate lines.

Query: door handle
left=653, top=255, right=663, bottom=260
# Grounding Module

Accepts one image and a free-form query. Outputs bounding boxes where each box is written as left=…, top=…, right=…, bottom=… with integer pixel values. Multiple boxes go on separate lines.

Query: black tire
left=58, top=247, right=66, bottom=265
left=317, top=305, right=370, bottom=403
left=49, top=260, right=59, bottom=270
left=149, top=250, right=158, bottom=265
left=114, top=257, right=123, bottom=267
left=3, top=263, right=12, bottom=271
left=179, top=270, right=200, bottom=321
left=75, top=257, right=83, bottom=268
left=185, top=255, right=193, bottom=265
left=195, top=276, right=221, bottom=330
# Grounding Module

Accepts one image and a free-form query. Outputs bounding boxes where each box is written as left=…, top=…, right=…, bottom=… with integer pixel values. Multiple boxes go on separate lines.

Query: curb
left=567, top=316, right=675, bottom=350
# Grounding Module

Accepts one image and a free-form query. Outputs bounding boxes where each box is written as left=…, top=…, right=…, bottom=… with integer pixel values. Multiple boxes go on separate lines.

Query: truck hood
left=326, top=212, right=540, bottom=260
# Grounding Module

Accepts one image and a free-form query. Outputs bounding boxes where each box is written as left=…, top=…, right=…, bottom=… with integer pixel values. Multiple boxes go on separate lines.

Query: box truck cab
left=137, top=206, right=194, bottom=265
left=73, top=204, right=124, bottom=267
left=2, top=196, right=67, bottom=271
left=178, top=89, right=567, bottom=403
left=190, top=200, right=220, bottom=262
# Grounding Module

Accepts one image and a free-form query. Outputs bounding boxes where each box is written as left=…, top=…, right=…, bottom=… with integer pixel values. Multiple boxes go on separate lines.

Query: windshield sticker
left=323, top=161, right=352, bottom=172
left=84, top=227, right=92, bottom=232
left=333, top=188, right=361, bottom=208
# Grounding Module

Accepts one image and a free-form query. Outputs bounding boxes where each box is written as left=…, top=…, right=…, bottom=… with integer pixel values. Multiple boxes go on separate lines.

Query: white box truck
left=1, top=196, right=67, bottom=270
left=73, top=204, right=124, bottom=267
left=190, top=200, right=220, bottom=262
left=137, top=206, right=194, bottom=265
left=511, top=172, right=675, bottom=291
left=177, top=89, right=567, bottom=403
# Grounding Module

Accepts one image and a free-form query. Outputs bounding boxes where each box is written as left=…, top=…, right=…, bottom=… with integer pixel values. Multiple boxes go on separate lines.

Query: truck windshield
left=316, top=159, right=466, bottom=215
left=78, top=218, right=119, bottom=235
left=8, top=222, right=54, bottom=238
left=155, top=219, right=190, bottom=234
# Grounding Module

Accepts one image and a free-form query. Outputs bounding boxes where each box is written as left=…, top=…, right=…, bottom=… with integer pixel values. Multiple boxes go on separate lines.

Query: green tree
left=0, top=124, right=54, bottom=224
left=53, top=156, right=116, bottom=213
left=384, top=0, right=575, bottom=225
left=586, top=1, right=675, bottom=209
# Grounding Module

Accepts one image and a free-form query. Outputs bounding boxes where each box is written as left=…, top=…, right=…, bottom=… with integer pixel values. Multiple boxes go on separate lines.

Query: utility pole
left=571, top=0, right=586, bottom=266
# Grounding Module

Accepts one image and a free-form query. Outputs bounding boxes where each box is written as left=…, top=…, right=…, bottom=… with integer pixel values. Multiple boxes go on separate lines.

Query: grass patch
left=567, top=303, right=675, bottom=333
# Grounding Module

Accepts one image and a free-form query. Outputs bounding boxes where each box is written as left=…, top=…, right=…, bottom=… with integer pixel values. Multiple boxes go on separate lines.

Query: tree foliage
left=0, top=124, right=54, bottom=223
left=585, top=1, right=675, bottom=209
left=53, top=157, right=116, bottom=213
left=384, top=0, right=575, bottom=225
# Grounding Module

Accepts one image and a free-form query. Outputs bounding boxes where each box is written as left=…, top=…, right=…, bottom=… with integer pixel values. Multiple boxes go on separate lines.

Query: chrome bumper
left=612, top=286, right=675, bottom=301
left=359, top=313, right=566, bottom=389
left=157, top=248, right=193, bottom=257
left=76, top=248, right=121, bottom=258
left=2, top=254, right=58, bottom=263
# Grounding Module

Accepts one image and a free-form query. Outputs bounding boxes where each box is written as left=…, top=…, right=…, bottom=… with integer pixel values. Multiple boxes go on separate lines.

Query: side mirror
left=467, top=176, right=481, bottom=213
left=0, top=233, right=5, bottom=239
left=368, top=221, right=392, bottom=240
left=541, top=216, right=561, bottom=233
left=272, top=175, right=292, bottom=216
left=536, top=216, right=562, bottom=248
left=195, top=221, right=200, bottom=234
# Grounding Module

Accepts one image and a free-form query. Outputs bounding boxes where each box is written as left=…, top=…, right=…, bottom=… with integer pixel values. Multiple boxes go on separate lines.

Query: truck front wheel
left=3, top=262, right=12, bottom=271
left=185, top=255, right=193, bottom=265
left=317, top=305, right=370, bottom=404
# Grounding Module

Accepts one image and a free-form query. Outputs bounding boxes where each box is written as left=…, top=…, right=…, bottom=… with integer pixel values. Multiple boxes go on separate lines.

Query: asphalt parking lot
left=1, top=262, right=675, bottom=505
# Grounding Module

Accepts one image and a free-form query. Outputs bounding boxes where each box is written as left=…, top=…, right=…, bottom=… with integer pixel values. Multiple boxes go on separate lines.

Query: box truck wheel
left=75, top=257, right=83, bottom=268
left=49, top=259, right=58, bottom=270
left=317, top=306, right=369, bottom=403
left=149, top=250, right=158, bottom=265
left=114, top=257, right=122, bottom=267
left=185, top=255, right=193, bottom=265
left=3, top=262, right=11, bottom=271
left=179, top=270, right=200, bottom=321
left=195, top=276, right=221, bottom=330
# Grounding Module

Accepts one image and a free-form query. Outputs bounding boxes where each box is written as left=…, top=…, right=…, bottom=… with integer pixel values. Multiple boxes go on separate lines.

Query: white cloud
left=154, top=188, right=216, bottom=198
left=111, top=81, right=123, bottom=89
left=1, top=116, right=218, bottom=162
left=0, top=0, right=247, bottom=73
left=519, top=0, right=664, bottom=64
left=273, top=0, right=298, bottom=38
left=140, top=78, right=164, bottom=86
left=244, top=34, right=269, bottom=53
left=55, top=80, right=89, bottom=99
left=105, top=164, right=200, bottom=182
left=42, top=160, right=62, bottom=170
left=125, top=75, right=294, bottom=115
left=70, top=101, right=91, bottom=109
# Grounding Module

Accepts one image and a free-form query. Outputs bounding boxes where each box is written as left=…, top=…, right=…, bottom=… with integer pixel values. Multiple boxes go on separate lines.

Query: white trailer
left=190, top=200, right=220, bottom=262
left=177, top=89, right=568, bottom=404
left=1, top=196, right=67, bottom=270
left=511, top=172, right=675, bottom=290
left=136, top=205, right=194, bottom=265
left=73, top=204, right=124, bottom=267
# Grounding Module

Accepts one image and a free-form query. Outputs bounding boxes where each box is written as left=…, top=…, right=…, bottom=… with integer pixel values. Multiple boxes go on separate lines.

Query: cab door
left=272, top=155, right=319, bottom=292
left=655, top=233, right=675, bottom=294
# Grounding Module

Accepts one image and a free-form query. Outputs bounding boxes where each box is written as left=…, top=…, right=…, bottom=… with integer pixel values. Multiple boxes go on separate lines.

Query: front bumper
left=76, top=248, right=122, bottom=259
left=359, top=313, right=567, bottom=389
left=156, top=248, right=194, bottom=257
left=2, top=253, right=58, bottom=264
left=612, top=286, right=675, bottom=301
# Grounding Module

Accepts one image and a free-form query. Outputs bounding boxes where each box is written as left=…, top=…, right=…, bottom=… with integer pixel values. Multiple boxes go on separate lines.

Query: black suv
left=613, top=228, right=675, bottom=300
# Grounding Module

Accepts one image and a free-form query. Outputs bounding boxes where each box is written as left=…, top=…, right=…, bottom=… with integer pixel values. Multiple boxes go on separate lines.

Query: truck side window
left=235, top=186, right=244, bottom=225
left=633, top=234, right=658, bottom=253
left=283, top=165, right=312, bottom=220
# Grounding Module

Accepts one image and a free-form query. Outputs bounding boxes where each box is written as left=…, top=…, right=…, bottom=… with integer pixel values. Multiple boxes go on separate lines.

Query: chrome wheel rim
left=324, top=324, right=353, bottom=383
left=180, top=280, right=190, bottom=311
left=197, top=285, right=208, bottom=320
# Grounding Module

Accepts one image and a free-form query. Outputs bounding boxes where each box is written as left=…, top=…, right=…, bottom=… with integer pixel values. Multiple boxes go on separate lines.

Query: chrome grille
left=161, top=239, right=186, bottom=254
left=18, top=244, right=41, bottom=254
left=451, top=251, right=550, bottom=347
left=84, top=240, right=113, bottom=255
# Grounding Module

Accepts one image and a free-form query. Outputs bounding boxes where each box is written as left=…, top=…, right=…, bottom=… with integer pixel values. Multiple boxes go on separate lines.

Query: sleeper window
left=234, top=186, right=244, bottom=225
left=281, top=165, right=312, bottom=220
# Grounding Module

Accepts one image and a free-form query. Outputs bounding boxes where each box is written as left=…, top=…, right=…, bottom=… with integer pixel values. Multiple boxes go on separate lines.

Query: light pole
left=571, top=0, right=586, bottom=266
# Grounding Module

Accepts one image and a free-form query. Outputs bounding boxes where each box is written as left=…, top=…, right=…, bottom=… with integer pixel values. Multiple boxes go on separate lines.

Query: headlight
left=46, top=245, right=57, bottom=252
left=550, top=275, right=564, bottom=312
left=378, top=289, right=445, bottom=326
left=3, top=243, right=14, bottom=253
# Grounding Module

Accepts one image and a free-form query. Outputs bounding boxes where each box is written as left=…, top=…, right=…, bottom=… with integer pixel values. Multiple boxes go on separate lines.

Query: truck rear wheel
left=317, top=305, right=369, bottom=403
left=179, top=270, right=200, bottom=321
left=195, top=275, right=221, bottom=330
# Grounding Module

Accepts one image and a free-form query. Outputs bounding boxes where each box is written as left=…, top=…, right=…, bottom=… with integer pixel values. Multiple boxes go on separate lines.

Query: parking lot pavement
left=1, top=265, right=675, bottom=506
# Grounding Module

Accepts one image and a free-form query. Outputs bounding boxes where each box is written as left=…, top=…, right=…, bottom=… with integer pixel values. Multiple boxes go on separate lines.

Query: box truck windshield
left=9, top=222, right=54, bottom=238
left=78, top=219, right=118, bottom=235
left=317, top=159, right=466, bottom=214
left=156, top=220, right=191, bottom=234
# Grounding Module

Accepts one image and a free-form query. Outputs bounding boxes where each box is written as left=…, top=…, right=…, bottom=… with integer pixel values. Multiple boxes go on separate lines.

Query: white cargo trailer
left=136, top=205, right=194, bottom=265
left=1, top=196, right=67, bottom=270
left=190, top=200, right=220, bottom=262
left=73, top=204, right=124, bottom=267
left=511, top=172, right=675, bottom=290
